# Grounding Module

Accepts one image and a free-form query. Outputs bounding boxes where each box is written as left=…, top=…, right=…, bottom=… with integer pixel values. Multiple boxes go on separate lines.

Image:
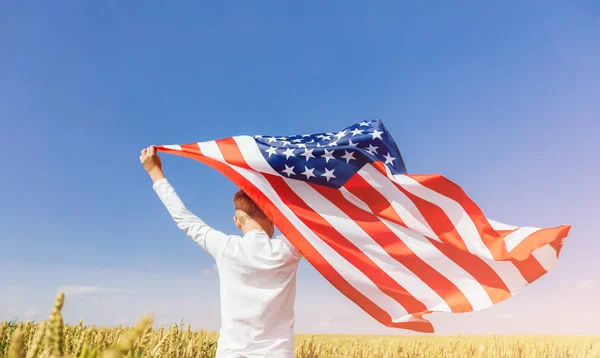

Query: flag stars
left=384, top=152, right=396, bottom=165
left=282, top=164, right=296, bottom=177
left=300, top=148, right=315, bottom=160
left=259, top=121, right=406, bottom=184
left=302, top=166, right=316, bottom=179
left=265, top=146, right=278, bottom=157
left=283, top=147, right=296, bottom=159
left=371, top=129, right=383, bottom=140
left=334, top=130, right=347, bottom=140
left=341, top=150, right=356, bottom=163
left=321, top=148, right=335, bottom=163
left=350, top=128, right=363, bottom=136
left=366, top=144, right=378, bottom=154
left=321, top=168, right=336, bottom=182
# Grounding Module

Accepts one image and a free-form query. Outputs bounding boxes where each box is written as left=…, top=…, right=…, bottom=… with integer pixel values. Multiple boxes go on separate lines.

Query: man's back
left=151, top=177, right=301, bottom=358
left=217, top=230, right=300, bottom=357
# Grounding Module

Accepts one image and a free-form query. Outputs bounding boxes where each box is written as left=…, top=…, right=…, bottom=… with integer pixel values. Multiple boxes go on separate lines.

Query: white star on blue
left=254, top=119, right=406, bottom=188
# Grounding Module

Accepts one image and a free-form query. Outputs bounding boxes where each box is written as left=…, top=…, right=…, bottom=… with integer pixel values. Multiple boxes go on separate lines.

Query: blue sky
left=1, top=1, right=599, bottom=334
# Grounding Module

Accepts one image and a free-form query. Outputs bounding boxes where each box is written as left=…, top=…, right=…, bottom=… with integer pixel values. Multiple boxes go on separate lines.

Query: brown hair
left=233, top=189, right=267, bottom=220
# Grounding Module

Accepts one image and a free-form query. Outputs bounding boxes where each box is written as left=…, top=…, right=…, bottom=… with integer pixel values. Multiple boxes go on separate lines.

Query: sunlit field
left=1, top=293, right=598, bottom=358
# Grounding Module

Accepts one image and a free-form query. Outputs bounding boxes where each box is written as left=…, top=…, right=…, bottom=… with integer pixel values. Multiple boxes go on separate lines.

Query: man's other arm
left=140, top=146, right=229, bottom=259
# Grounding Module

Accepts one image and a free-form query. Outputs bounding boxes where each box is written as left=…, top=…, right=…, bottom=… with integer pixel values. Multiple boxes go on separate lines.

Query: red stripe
left=216, top=138, right=250, bottom=169
left=189, top=142, right=435, bottom=332
left=514, top=256, right=548, bottom=283
left=511, top=226, right=570, bottom=260
left=339, top=175, right=473, bottom=313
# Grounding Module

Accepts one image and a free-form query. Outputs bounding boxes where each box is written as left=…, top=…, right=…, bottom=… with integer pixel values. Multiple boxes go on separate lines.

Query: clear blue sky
left=1, top=1, right=598, bottom=334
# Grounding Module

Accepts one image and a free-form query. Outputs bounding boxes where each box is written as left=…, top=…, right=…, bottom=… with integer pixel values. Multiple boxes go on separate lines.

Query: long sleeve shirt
left=153, top=178, right=302, bottom=358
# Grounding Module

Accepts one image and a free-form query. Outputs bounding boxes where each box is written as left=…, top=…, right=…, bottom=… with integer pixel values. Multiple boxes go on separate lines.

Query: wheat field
left=1, top=293, right=598, bottom=358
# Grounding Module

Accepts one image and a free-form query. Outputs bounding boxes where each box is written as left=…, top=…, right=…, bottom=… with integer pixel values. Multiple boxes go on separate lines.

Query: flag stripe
left=233, top=136, right=280, bottom=175
left=504, top=227, right=543, bottom=252
left=510, top=226, right=570, bottom=260
left=532, top=244, right=558, bottom=271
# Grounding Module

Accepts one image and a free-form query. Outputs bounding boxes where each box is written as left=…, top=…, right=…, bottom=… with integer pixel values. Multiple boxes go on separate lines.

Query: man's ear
left=233, top=215, right=242, bottom=229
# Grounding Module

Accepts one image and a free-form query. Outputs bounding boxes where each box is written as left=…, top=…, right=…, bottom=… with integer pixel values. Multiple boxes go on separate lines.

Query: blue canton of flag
left=253, top=119, right=406, bottom=189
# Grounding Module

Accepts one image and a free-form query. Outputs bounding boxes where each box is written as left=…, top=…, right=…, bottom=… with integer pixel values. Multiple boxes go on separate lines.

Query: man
left=140, top=145, right=302, bottom=357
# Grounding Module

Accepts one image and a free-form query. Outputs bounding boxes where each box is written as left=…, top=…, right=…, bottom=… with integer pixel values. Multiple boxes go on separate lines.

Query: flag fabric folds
left=156, top=119, right=570, bottom=333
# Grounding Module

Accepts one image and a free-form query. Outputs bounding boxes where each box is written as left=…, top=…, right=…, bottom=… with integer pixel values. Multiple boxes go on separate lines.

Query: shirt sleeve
left=152, top=178, right=229, bottom=260
left=276, top=234, right=302, bottom=261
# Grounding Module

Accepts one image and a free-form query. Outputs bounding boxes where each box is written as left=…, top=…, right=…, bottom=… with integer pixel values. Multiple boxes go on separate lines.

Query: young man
left=140, top=145, right=302, bottom=358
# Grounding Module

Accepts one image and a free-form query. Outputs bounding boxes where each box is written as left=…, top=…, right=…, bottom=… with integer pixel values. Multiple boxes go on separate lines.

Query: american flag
left=157, top=119, right=570, bottom=332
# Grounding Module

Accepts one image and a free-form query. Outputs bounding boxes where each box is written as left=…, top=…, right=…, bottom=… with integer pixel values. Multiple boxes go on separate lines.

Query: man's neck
left=242, top=223, right=271, bottom=237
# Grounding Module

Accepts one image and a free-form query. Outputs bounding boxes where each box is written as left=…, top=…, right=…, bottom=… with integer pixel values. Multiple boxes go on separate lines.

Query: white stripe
left=284, top=178, right=450, bottom=313
left=358, top=165, right=440, bottom=242
left=488, top=219, right=517, bottom=231
left=391, top=174, right=495, bottom=260
left=198, top=140, right=223, bottom=162
left=339, top=186, right=494, bottom=311
left=161, top=144, right=182, bottom=151
left=531, top=244, right=557, bottom=271
left=481, top=258, right=528, bottom=294
left=233, top=136, right=280, bottom=175
left=203, top=143, right=414, bottom=322
left=504, top=227, right=543, bottom=252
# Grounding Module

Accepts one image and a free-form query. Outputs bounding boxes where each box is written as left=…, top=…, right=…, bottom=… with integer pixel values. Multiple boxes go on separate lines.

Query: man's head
left=233, top=189, right=274, bottom=237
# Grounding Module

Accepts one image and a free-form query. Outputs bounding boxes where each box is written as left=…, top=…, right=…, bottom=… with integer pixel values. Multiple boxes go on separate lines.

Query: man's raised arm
left=139, top=146, right=229, bottom=260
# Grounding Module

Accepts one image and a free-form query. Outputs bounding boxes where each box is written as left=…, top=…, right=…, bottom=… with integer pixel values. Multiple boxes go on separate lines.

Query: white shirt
left=153, top=178, right=302, bottom=358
